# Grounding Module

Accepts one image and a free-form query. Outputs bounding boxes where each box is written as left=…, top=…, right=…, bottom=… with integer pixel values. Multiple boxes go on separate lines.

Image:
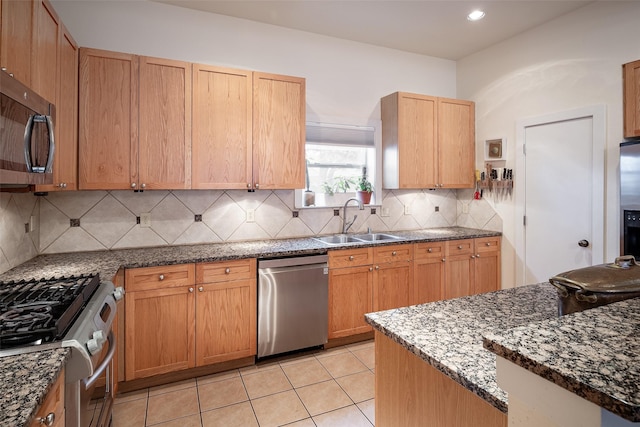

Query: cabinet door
left=398, top=92, right=438, bottom=188
left=138, top=56, right=191, bottom=189
left=30, top=368, right=65, bottom=427
left=36, top=22, right=78, bottom=192
left=373, top=260, right=413, bottom=311
left=414, top=241, right=445, bottom=304
left=438, top=98, right=475, bottom=188
left=192, top=64, right=252, bottom=189
left=125, top=286, right=195, bottom=380
left=624, top=60, right=640, bottom=138
left=328, top=265, right=373, bottom=339
left=79, top=48, right=138, bottom=190
left=444, top=254, right=474, bottom=300
left=30, top=0, right=58, bottom=103
left=474, top=236, right=501, bottom=294
left=0, top=0, right=34, bottom=86
left=253, top=72, right=305, bottom=189
left=195, top=279, right=257, bottom=366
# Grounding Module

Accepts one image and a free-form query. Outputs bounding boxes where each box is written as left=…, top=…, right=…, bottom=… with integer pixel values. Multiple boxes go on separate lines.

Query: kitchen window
left=295, top=121, right=381, bottom=208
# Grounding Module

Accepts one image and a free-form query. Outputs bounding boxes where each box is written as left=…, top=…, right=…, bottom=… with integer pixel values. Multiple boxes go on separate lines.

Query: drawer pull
left=349, top=256, right=354, bottom=261
left=442, top=258, right=446, bottom=262
left=427, top=248, right=433, bottom=253
left=476, top=254, right=481, bottom=258
left=369, top=267, right=373, bottom=272
left=392, top=251, right=397, bottom=256
left=375, top=265, right=380, bottom=270
left=486, top=242, right=491, bottom=246
left=38, top=413, right=55, bottom=426
left=225, top=268, right=231, bottom=274
left=189, top=287, right=194, bottom=293
left=159, top=274, right=165, bottom=281
left=198, top=286, right=204, bottom=292
left=457, top=245, right=463, bottom=250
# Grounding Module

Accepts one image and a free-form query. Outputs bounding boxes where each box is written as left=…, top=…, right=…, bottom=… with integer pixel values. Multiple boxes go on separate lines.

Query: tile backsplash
left=0, top=189, right=501, bottom=274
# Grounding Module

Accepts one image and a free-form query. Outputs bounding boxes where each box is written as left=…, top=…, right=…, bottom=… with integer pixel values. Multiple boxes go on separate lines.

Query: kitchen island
left=366, top=283, right=640, bottom=427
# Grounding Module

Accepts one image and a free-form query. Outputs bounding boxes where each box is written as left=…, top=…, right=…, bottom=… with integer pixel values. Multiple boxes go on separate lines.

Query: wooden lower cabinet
left=372, top=244, right=413, bottom=312
left=30, top=368, right=65, bottom=427
left=413, top=241, right=446, bottom=304
left=375, top=332, right=506, bottom=427
left=415, top=237, right=501, bottom=303
left=195, top=259, right=257, bottom=366
left=124, top=260, right=257, bottom=381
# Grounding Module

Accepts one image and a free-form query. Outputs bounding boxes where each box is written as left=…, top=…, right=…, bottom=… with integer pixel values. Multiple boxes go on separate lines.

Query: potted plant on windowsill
left=356, top=175, right=373, bottom=205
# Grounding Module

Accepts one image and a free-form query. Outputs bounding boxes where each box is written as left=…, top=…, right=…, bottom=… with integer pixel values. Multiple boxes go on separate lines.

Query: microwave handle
left=23, top=114, right=55, bottom=173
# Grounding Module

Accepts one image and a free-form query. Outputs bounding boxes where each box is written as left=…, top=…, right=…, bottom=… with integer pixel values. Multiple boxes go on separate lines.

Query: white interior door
left=516, top=106, right=605, bottom=285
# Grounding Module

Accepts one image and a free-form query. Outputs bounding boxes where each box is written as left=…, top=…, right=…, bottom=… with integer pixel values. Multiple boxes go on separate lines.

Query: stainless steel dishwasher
left=257, top=254, right=329, bottom=358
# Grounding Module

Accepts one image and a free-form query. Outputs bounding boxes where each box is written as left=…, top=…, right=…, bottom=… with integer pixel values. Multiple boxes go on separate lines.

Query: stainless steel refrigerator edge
left=257, top=255, right=329, bottom=358
left=620, top=140, right=640, bottom=259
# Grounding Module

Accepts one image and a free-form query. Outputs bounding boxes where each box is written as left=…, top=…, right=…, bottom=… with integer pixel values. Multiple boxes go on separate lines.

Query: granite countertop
left=365, top=283, right=559, bottom=413
left=0, top=226, right=499, bottom=283
left=0, top=226, right=500, bottom=427
left=483, top=297, right=640, bottom=422
left=0, top=348, right=70, bottom=427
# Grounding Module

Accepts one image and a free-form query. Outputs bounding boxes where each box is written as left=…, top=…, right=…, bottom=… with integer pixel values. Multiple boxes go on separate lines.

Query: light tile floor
left=111, top=340, right=375, bottom=427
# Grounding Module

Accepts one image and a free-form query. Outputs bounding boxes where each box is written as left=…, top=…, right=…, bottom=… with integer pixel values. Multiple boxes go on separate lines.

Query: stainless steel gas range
left=0, top=274, right=123, bottom=427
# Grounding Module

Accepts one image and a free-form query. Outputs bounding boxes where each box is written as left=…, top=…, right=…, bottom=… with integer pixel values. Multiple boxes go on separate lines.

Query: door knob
left=578, top=239, right=590, bottom=248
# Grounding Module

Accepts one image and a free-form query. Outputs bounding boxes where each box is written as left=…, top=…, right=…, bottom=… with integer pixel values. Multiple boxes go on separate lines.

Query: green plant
left=357, top=175, right=373, bottom=193
left=322, top=176, right=356, bottom=195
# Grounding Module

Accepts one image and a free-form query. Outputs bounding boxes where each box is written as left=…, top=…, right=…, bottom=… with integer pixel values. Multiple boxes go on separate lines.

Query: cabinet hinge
left=523, top=216, right=527, bottom=226
left=523, top=144, right=526, bottom=155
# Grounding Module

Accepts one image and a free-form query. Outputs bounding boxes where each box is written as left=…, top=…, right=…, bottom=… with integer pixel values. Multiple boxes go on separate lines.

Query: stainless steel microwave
left=0, top=71, right=55, bottom=186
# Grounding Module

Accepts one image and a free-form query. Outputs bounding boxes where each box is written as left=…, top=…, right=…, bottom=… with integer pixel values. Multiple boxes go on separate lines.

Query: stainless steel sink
left=313, top=233, right=401, bottom=245
left=312, top=235, right=363, bottom=245
left=352, top=233, right=401, bottom=242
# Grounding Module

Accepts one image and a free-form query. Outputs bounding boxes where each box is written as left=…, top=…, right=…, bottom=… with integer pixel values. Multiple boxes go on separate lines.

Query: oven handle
left=84, top=331, right=115, bottom=390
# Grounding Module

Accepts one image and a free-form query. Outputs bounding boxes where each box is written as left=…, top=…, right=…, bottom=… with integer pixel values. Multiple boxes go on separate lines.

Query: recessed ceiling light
left=467, top=10, right=486, bottom=21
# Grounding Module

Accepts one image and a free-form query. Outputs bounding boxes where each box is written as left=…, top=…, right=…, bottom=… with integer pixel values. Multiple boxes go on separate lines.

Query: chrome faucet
left=342, top=198, right=364, bottom=233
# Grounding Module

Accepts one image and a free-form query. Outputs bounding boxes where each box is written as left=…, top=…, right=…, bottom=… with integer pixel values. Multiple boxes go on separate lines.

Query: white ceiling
left=152, top=0, right=593, bottom=60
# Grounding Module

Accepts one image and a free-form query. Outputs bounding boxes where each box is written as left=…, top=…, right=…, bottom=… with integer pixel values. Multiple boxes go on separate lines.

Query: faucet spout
left=342, top=198, right=364, bottom=233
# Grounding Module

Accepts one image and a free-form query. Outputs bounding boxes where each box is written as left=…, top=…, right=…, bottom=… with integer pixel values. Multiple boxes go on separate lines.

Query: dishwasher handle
left=258, top=255, right=328, bottom=269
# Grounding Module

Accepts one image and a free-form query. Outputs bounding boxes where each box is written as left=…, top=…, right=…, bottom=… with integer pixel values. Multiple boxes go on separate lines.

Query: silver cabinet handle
left=198, top=286, right=204, bottom=292
left=441, top=258, right=446, bottom=262
left=457, top=245, right=463, bottom=250
left=131, top=183, right=137, bottom=188
left=349, top=256, right=354, bottom=261
left=486, top=242, right=491, bottom=246
left=471, top=255, right=476, bottom=259
left=141, top=183, right=146, bottom=189
left=375, top=265, right=380, bottom=270
left=159, top=274, right=165, bottom=281
left=476, top=254, right=480, bottom=258
left=247, top=183, right=251, bottom=188
left=189, top=287, right=194, bottom=293
left=427, top=248, right=433, bottom=253
left=38, top=412, right=55, bottom=426
left=578, top=239, right=589, bottom=248
left=369, top=267, right=373, bottom=272
left=255, top=183, right=260, bottom=189
left=225, top=268, right=231, bottom=274
left=392, top=251, right=397, bottom=256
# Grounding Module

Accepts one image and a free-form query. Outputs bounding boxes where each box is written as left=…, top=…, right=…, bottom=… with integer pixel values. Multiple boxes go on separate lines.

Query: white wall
left=52, top=0, right=456, bottom=123
left=457, top=1, right=640, bottom=287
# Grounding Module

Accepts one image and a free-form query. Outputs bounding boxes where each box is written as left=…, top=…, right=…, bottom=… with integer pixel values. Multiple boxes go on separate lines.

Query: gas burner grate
left=0, top=274, right=101, bottom=349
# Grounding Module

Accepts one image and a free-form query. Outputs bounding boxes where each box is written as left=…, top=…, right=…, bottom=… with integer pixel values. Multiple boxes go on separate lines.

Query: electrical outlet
left=404, top=204, right=411, bottom=215
left=381, top=208, right=390, bottom=217
left=462, top=204, right=469, bottom=214
left=246, top=209, right=255, bottom=223
left=140, top=213, right=151, bottom=228
left=435, top=206, right=440, bottom=212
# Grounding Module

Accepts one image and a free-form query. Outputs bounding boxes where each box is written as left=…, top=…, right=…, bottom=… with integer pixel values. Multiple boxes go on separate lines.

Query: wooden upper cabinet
left=79, top=48, right=138, bottom=190
left=624, top=59, right=640, bottom=138
left=1, top=0, right=34, bottom=86
left=138, top=56, right=192, bottom=190
left=252, top=72, right=306, bottom=190
left=36, top=21, right=78, bottom=192
left=437, top=98, right=475, bottom=188
left=382, top=92, right=437, bottom=188
left=381, top=92, right=475, bottom=189
left=30, top=0, right=59, bottom=104
left=192, top=64, right=252, bottom=189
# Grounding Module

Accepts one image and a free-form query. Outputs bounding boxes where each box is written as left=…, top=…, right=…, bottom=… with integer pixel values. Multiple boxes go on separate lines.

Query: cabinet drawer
left=446, top=239, right=474, bottom=256
left=196, top=258, right=257, bottom=283
left=30, top=368, right=65, bottom=427
left=414, top=241, right=445, bottom=260
left=374, top=244, right=413, bottom=264
left=329, top=248, right=373, bottom=268
left=125, top=264, right=195, bottom=292
left=475, top=236, right=501, bottom=253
